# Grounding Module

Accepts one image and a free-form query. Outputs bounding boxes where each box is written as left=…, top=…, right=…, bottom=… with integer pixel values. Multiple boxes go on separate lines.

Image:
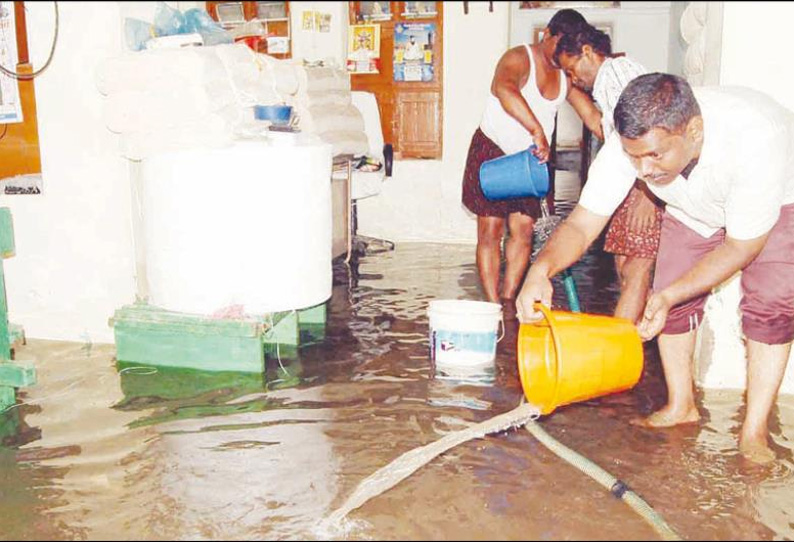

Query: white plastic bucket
left=428, top=300, right=504, bottom=366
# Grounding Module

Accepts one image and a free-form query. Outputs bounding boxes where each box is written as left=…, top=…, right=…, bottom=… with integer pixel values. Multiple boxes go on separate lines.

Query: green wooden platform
left=111, top=300, right=328, bottom=374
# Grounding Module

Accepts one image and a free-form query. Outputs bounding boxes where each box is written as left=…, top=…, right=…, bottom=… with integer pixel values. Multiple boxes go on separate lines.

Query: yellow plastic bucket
left=517, top=304, right=644, bottom=415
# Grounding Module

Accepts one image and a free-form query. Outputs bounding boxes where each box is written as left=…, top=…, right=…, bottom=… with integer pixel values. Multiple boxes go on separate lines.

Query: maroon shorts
left=461, top=128, right=552, bottom=219
left=604, top=181, right=663, bottom=259
left=653, top=204, right=794, bottom=344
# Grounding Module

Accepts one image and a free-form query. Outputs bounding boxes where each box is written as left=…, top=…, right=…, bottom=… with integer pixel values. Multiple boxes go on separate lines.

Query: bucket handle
left=533, top=303, right=563, bottom=412
left=496, top=315, right=505, bottom=344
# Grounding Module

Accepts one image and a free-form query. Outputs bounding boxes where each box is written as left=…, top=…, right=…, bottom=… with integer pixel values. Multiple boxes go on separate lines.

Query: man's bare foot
left=630, top=406, right=700, bottom=428
left=739, top=436, right=776, bottom=465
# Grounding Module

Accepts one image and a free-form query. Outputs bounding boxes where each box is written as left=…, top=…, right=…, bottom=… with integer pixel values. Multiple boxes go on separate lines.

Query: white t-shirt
left=579, top=86, right=794, bottom=240
left=592, top=56, right=648, bottom=139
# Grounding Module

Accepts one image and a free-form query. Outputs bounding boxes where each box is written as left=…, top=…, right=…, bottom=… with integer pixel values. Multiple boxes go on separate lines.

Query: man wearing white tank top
left=461, top=9, right=602, bottom=311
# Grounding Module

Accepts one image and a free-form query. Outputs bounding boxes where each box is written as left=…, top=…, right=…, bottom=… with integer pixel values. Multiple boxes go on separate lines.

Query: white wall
left=719, top=2, right=794, bottom=111
left=667, top=0, right=688, bottom=76
left=696, top=2, right=794, bottom=393
left=289, top=1, right=348, bottom=67
left=356, top=1, right=510, bottom=243
left=1, top=3, right=136, bottom=344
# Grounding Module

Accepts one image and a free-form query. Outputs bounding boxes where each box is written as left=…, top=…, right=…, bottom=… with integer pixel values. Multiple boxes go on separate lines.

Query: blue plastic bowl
left=254, top=104, right=293, bottom=125
left=479, top=146, right=549, bottom=201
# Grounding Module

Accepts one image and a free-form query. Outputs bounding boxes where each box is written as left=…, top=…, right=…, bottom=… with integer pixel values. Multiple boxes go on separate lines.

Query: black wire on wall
left=0, top=1, right=59, bottom=80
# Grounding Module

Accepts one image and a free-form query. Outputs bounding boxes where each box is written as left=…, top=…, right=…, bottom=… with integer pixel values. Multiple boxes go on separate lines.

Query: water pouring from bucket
left=479, top=147, right=581, bottom=311
left=536, top=199, right=581, bottom=313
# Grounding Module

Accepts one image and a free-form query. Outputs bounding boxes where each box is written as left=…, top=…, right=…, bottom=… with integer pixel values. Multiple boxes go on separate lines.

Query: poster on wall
left=346, top=24, right=381, bottom=74
left=0, top=1, right=23, bottom=124
left=393, top=22, right=435, bottom=82
left=318, top=13, right=332, bottom=33
left=302, top=10, right=316, bottom=31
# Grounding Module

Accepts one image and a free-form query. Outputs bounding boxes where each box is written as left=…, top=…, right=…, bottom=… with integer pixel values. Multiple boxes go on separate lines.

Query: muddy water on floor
left=2, top=207, right=794, bottom=539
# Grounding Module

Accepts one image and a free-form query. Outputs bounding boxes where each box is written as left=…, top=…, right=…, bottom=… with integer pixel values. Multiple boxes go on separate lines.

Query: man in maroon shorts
left=517, top=73, right=794, bottom=464
left=461, top=9, right=602, bottom=311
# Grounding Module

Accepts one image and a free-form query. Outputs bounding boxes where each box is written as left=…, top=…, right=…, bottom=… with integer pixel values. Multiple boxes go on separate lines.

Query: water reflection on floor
left=3, top=184, right=794, bottom=539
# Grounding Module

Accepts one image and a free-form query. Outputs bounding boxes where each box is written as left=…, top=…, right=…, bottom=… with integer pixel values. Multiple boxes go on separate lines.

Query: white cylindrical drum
left=139, top=137, right=333, bottom=315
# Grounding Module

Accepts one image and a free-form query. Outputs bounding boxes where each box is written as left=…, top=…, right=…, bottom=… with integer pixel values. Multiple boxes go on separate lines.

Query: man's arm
left=639, top=233, right=770, bottom=340
left=516, top=134, right=637, bottom=322
left=567, top=83, right=604, bottom=141
left=491, top=47, right=550, bottom=161
left=516, top=205, right=610, bottom=321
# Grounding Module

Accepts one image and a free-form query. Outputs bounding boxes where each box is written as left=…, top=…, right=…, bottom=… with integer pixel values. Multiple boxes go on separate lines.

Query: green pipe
left=561, top=268, right=581, bottom=313
left=524, top=420, right=682, bottom=541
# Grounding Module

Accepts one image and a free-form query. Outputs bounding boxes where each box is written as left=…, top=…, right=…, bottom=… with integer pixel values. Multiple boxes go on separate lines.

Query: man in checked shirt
left=554, top=24, right=663, bottom=326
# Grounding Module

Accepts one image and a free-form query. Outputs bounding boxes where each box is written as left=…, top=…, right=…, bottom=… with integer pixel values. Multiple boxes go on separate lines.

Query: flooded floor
left=4, top=176, right=794, bottom=540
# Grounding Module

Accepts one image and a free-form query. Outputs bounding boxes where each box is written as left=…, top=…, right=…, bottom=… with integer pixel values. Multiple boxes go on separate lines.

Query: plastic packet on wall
left=153, top=2, right=187, bottom=36
left=184, top=8, right=233, bottom=46
left=125, top=18, right=155, bottom=51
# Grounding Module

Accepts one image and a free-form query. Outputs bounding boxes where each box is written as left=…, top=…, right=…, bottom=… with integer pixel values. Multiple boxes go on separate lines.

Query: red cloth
left=604, top=181, right=663, bottom=259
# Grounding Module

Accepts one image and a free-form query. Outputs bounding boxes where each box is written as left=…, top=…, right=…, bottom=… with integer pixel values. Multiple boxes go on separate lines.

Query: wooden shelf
left=348, top=2, right=443, bottom=159
left=207, top=1, right=292, bottom=59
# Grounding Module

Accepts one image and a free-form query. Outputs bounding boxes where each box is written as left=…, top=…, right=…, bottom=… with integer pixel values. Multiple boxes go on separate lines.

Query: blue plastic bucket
left=479, top=147, right=549, bottom=200
left=254, top=104, right=293, bottom=125
left=428, top=300, right=503, bottom=367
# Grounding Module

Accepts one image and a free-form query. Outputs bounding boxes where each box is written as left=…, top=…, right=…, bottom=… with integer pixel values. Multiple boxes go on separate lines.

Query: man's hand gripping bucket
left=517, top=304, right=644, bottom=415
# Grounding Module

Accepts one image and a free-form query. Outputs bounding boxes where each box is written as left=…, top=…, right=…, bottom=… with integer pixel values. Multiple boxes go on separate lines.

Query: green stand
left=298, top=303, right=327, bottom=326
left=0, top=386, right=15, bottom=412
left=111, top=302, right=269, bottom=373
left=111, top=301, right=329, bottom=373
left=298, top=303, right=327, bottom=344
left=262, top=302, right=328, bottom=359
left=0, top=208, right=32, bottom=412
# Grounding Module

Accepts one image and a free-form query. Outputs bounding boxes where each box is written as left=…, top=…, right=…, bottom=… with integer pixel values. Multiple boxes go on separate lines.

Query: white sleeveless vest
left=480, top=43, right=567, bottom=155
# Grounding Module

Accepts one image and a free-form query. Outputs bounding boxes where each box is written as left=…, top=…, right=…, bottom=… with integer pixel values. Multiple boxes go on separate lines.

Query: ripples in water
left=1, top=187, right=793, bottom=539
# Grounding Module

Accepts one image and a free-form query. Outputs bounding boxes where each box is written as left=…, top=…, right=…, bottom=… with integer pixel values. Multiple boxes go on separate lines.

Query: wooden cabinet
left=396, top=91, right=441, bottom=158
left=206, top=1, right=291, bottom=59
left=0, top=3, right=41, bottom=181
left=348, top=2, right=443, bottom=159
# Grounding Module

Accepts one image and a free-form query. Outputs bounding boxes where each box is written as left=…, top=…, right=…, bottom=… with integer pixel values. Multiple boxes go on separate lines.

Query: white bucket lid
left=428, top=299, right=502, bottom=333
left=428, top=299, right=502, bottom=316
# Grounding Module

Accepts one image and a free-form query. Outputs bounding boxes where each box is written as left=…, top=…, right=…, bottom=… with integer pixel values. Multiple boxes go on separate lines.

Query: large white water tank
left=138, top=136, right=333, bottom=315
